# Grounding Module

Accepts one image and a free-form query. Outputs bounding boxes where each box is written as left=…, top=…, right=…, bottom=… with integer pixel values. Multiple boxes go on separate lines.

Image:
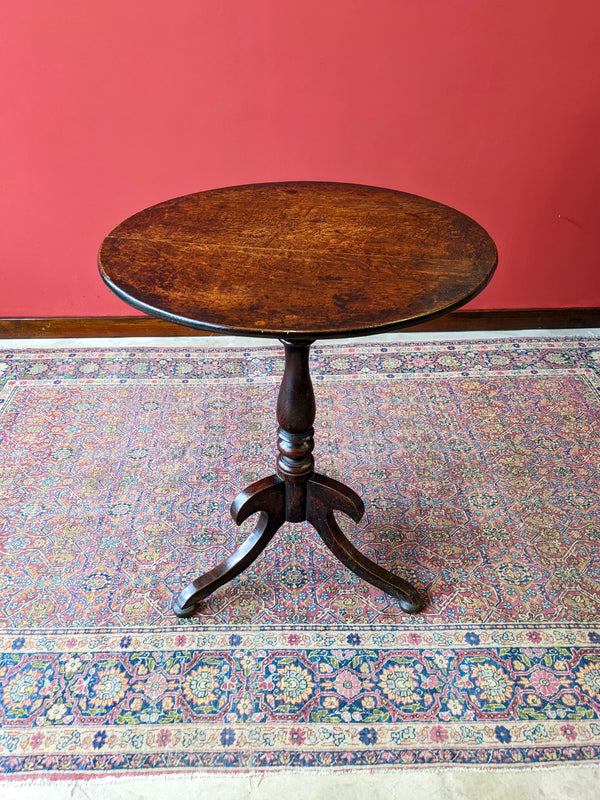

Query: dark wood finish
left=173, top=341, right=425, bottom=618
left=99, top=182, right=497, bottom=340
left=2, top=308, right=599, bottom=339
left=98, top=181, right=498, bottom=617
left=306, top=473, right=424, bottom=613
left=409, top=307, right=600, bottom=332
left=172, top=475, right=286, bottom=617
left=276, top=341, right=316, bottom=509
left=0, top=316, right=214, bottom=339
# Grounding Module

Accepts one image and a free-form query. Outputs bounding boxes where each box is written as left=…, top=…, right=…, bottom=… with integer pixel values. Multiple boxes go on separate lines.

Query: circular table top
left=99, top=182, right=497, bottom=340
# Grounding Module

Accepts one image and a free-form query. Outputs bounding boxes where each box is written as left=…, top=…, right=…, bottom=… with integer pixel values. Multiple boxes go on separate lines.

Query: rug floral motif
left=0, top=336, right=599, bottom=775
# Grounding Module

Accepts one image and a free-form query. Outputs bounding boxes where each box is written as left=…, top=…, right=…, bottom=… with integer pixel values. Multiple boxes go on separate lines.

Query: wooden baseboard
left=0, top=309, right=599, bottom=339
left=405, top=307, right=600, bottom=332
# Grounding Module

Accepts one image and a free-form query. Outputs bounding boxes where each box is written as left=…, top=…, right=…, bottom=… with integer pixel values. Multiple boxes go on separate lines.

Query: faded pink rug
left=0, top=336, right=599, bottom=775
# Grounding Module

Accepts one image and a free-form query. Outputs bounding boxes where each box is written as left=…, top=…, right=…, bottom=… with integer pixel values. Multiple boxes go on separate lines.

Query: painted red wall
left=2, top=0, right=599, bottom=317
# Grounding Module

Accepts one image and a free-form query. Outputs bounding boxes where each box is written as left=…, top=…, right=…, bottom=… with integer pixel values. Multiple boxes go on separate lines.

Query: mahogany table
left=99, top=182, right=497, bottom=618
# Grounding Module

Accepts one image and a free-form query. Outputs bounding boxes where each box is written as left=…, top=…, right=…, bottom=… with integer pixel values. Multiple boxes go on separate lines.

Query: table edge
left=99, top=255, right=498, bottom=341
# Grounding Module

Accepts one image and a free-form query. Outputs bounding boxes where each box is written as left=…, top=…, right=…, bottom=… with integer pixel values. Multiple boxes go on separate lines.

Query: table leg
left=307, top=473, right=424, bottom=613
left=172, top=476, right=286, bottom=618
left=173, top=340, right=424, bottom=618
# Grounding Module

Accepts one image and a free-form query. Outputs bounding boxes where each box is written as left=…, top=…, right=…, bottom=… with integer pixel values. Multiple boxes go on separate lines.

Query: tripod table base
left=173, top=472, right=425, bottom=618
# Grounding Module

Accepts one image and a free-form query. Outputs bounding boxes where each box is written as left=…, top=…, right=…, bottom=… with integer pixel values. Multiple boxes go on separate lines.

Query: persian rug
left=0, top=335, right=599, bottom=779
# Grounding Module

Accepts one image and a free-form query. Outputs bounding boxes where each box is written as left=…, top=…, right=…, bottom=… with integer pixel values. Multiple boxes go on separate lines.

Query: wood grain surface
left=99, top=182, right=497, bottom=339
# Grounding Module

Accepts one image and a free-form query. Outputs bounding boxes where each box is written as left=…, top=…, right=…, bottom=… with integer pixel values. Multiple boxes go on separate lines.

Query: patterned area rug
left=0, top=336, right=599, bottom=777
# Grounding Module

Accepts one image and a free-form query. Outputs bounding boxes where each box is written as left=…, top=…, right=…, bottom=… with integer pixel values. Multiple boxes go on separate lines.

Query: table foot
left=173, top=476, right=286, bottom=618
left=307, top=473, right=425, bottom=614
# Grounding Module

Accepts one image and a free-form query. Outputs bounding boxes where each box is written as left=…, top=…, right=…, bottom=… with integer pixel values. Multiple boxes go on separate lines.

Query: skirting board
left=0, top=308, right=599, bottom=339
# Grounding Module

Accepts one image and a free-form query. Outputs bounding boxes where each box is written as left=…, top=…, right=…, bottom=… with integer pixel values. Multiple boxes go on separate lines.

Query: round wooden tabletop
left=99, top=182, right=497, bottom=340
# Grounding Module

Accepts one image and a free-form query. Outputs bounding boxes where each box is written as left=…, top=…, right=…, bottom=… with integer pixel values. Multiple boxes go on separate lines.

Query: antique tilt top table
left=99, top=182, right=497, bottom=618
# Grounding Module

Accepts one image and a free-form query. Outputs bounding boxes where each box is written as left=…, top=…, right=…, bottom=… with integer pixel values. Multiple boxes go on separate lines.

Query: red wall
left=2, top=0, right=599, bottom=317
